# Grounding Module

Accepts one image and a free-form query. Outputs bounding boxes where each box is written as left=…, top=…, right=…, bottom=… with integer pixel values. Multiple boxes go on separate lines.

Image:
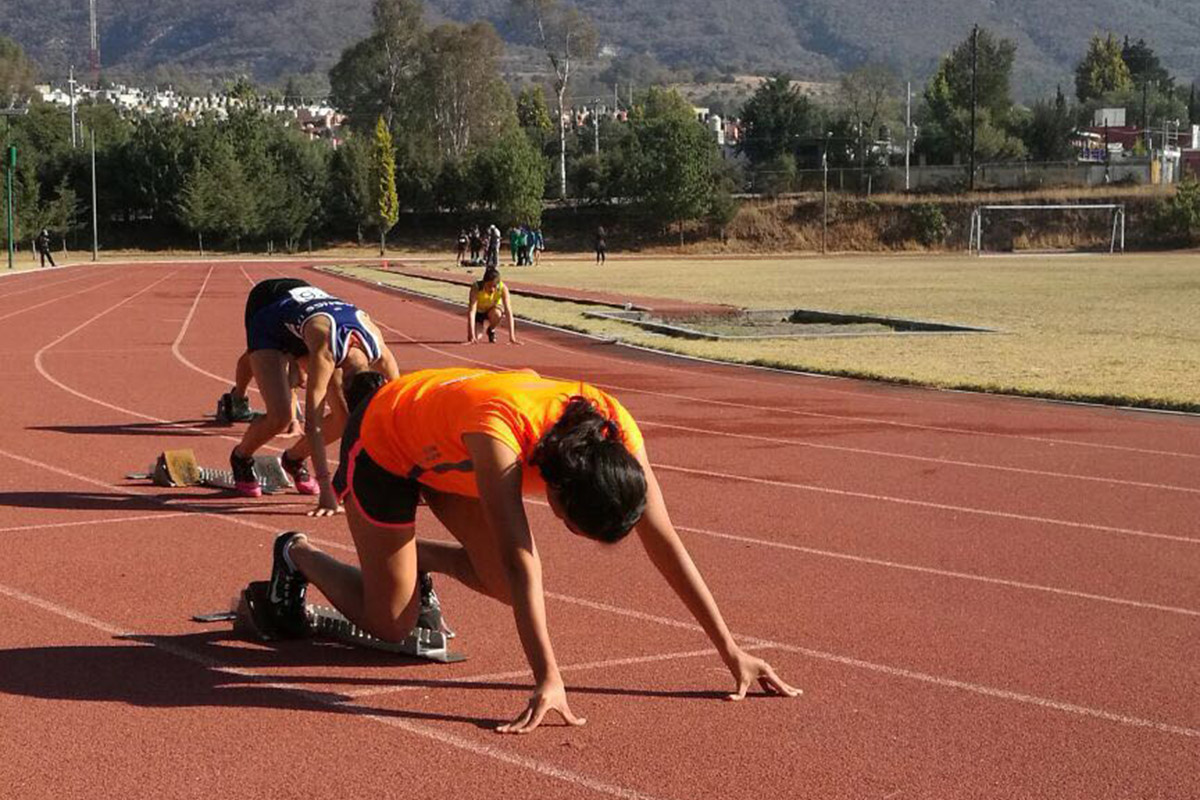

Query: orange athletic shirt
left=359, top=367, right=644, bottom=498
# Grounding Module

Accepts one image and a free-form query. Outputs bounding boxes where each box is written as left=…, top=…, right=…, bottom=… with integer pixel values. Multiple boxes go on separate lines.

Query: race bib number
left=288, top=286, right=333, bottom=303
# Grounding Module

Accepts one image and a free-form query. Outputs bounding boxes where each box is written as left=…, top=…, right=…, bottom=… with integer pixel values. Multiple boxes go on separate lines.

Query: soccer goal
left=967, top=204, right=1126, bottom=255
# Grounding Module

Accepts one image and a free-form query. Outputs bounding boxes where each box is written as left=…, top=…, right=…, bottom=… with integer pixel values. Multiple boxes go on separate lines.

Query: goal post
left=968, top=204, right=1126, bottom=255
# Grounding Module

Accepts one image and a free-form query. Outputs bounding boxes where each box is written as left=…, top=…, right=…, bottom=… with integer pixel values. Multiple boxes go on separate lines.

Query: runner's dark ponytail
left=345, top=370, right=388, bottom=415
left=530, top=397, right=647, bottom=543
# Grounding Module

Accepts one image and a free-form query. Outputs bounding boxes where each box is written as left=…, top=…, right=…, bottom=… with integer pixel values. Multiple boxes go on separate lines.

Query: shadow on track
left=28, top=420, right=232, bottom=437
left=0, top=633, right=498, bottom=729
left=0, top=490, right=310, bottom=518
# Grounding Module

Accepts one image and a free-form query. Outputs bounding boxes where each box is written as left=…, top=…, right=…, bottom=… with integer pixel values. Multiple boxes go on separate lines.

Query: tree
left=919, top=29, right=1025, bottom=165
left=1075, top=33, right=1133, bottom=103
left=838, top=64, right=899, bottom=170
left=617, top=88, right=717, bottom=236
left=511, top=0, right=597, bottom=199
left=325, top=135, right=373, bottom=243
left=517, top=86, right=554, bottom=144
left=371, top=116, right=399, bottom=255
left=329, top=0, right=425, bottom=131
left=473, top=126, right=545, bottom=226
left=1022, top=86, right=1077, bottom=162
left=1121, top=37, right=1170, bottom=89
left=418, top=22, right=512, bottom=161
left=738, top=75, right=816, bottom=167
left=0, top=37, right=35, bottom=109
left=179, top=136, right=259, bottom=251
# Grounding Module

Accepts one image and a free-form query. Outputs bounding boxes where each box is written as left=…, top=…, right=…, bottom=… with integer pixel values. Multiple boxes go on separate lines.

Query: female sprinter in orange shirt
left=264, top=367, right=799, bottom=733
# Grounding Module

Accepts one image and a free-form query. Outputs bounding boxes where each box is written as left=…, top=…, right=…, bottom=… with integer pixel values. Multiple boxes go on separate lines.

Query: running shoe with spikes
left=280, top=452, right=320, bottom=495
left=416, top=572, right=455, bottom=637
left=268, top=531, right=311, bottom=638
left=230, top=449, right=262, bottom=497
left=486, top=327, right=497, bottom=344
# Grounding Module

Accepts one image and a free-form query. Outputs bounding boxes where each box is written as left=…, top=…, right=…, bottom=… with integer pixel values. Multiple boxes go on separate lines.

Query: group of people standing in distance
left=218, top=274, right=797, bottom=734
left=456, top=225, right=545, bottom=268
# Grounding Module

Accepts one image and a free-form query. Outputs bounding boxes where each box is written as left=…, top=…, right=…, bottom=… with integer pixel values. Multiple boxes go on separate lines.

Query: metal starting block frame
left=127, top=449, right=294, bottom=494
left=192, top=581, right=465, bottom=664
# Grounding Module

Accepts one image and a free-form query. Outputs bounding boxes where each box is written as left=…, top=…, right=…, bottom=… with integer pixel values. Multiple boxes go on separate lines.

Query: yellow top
left=361, top=367, right=644, bottom=498
left=474, top=279, right=505, bottom=312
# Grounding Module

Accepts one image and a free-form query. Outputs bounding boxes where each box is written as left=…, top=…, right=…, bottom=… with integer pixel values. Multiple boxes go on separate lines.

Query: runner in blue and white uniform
left=230, top=278, right=400, bottom=515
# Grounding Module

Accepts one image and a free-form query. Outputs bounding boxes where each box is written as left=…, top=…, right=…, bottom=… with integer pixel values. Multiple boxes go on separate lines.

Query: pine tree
left=372, top=116, right=399, bottom=255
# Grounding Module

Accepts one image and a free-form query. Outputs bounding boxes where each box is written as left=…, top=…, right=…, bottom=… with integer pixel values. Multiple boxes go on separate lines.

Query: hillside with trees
left=3, top=0, right=1200, bottom=95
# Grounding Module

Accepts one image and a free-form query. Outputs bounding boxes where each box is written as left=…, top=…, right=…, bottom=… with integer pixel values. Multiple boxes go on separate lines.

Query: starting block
left=193, top=580, right=465, bottom=663
left=127, top=449, right=294, bottom=494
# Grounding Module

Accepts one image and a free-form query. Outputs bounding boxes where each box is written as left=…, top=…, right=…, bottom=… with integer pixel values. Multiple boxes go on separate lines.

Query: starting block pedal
left=192, top=581, right=466, bottom=664
left=128, top=450, right=294, bottom=494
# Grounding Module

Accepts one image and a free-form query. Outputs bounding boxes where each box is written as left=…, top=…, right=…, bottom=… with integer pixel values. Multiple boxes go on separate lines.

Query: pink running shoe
left=281, top=453, right=320, bottom=495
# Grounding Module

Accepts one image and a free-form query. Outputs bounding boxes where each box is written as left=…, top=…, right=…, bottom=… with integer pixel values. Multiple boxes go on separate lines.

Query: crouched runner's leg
left=284, top=500, right=421, bottom=642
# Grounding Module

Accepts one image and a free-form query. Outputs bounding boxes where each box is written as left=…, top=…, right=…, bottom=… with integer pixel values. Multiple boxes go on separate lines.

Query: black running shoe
left=228, top=393, right=255, bottom=422
left=230, top=449, right=261, bottom=497
left=486, top=327, right=497, bottom=343
left=268, top=531, right=311, bottom=638
left=416, top=572, right=453, bottom=636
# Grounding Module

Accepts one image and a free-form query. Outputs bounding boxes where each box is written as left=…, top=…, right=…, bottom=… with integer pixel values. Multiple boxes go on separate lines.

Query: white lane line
left=331, top=270, right=1200, bottom=460
left=545, top=594, right=1200, bottom=740
left=653, top=462, right=1198, bottom=546
left=1, top=444, right=1197, bottom=742
left=639, top=419, right=1200, bottom=496
left=0, top=512, right=192, bottom=534
left=342, top=644, right=776, bottom=701
left=170, top=265, right=234, bottom=389
left=0, top=270, right=103, bottom=303
left=607, top=381, right=1200, bottom=461
left=0, top=275, right=124, bottom=323
left=673, top=523, right=1200, bottom=618
left=0, top=580, right=669, bottom=800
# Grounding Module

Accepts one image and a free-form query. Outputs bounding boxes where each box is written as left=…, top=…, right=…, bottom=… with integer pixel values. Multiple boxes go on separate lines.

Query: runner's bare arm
left=463, top=432, right=585, bottom=734
left=632, top=447, right=801, bottom=701
left=303, top=325, right=340, bottom=516
left=466, top=290, right=479, bottom=343
left=502, top=286, right=520, bottom=344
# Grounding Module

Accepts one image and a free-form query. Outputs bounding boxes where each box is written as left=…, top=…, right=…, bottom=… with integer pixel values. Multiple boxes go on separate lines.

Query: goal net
left=967, top=204, right=1126, bottom=255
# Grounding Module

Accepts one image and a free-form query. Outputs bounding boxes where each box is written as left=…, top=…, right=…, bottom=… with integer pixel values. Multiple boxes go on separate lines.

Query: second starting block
left=127, top=449, right=294, bottom=494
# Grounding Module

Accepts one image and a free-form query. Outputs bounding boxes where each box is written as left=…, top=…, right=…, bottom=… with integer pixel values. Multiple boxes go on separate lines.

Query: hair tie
left=603, top=419, right=620, bottom=440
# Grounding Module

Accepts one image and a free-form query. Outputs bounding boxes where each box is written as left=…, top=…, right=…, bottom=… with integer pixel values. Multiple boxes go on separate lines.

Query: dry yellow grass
left=328, top=250, right=1200, bottom=410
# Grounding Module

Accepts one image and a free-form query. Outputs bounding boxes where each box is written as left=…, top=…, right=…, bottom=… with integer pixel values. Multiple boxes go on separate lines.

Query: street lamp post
left=2, top=105, right=30, bottom=270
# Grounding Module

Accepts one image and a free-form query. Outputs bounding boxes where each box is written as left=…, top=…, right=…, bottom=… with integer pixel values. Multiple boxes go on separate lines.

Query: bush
left=1151, top=178, right=1200, bottom=244
left=911, top=202, right=949, bottom=246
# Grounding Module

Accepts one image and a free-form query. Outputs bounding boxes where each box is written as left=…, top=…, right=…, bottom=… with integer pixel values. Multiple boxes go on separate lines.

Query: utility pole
left=822, top=132, right=831, bottom=254
left=969, top=24, right=979, bottom=191
left=89, top=0, right=101, bottom=88
left=90, top=128, right=99, bottom=261
left=905, top=81, right=912, bottom=191
left=4, top=142, right=13, bottom=270
left=593, top=101, right=600, bottom=156
left=68, top=67, right=79, bottom=148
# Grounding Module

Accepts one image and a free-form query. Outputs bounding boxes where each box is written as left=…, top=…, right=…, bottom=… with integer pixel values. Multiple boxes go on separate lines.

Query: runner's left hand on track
left=497, top=679, right=586, bottom=735
left=725, top=649, right=801, bottom=701
left=308, top=489, right=342, bottom=517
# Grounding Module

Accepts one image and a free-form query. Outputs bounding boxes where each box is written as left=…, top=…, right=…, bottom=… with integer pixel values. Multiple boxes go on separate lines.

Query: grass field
left=330, top=249, right=1200, bottom=411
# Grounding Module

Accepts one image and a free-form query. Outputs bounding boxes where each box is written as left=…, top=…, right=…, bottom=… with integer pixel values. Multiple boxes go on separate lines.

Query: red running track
left=0, top=260, right=1197, bottom=800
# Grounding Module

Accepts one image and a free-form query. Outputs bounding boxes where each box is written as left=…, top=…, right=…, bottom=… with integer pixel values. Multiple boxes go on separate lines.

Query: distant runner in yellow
left=466, top=267, right=519, bottom=345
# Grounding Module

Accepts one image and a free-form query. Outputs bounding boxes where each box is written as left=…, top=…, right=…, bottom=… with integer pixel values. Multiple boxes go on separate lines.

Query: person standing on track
left=36, top=229, right=57, bottom=268
left=466, top=267, right=519, bottom=345
left=261, top=366, right=799, bottom=734
left=594, top=226, right=607, bottom=265
left=230, top=278, right=400, bottom=515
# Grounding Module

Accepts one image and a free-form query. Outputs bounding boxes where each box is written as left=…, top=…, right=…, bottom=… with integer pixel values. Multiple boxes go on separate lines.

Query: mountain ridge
left=4, top=0, right=1199, bottom=99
